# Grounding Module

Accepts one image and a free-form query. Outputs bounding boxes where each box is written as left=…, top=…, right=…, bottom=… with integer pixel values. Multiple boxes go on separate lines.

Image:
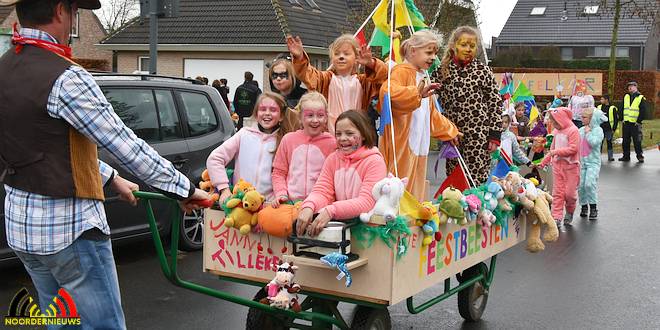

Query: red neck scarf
left=451, top=50, right=473, bottom=68
left=11, top=23, right=72, bottom=59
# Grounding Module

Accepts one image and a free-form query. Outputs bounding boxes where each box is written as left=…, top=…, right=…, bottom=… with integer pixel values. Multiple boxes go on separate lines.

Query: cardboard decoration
left=203, top=208, right=526, bottom=305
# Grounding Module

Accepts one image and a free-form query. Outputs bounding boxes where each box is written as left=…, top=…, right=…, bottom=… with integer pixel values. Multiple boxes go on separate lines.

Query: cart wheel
left=350, top=306, right=391, bottom=330
left=178, top=208, right=204, bottom=251
left=457, top=263, right=489, bottom=322
left=246, top=288, right=289, bottom=330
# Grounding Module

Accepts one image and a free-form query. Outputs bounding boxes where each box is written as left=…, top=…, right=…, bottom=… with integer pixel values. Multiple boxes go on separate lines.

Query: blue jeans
left=15, top=238, right=126, bottom=330
left=603, top=130, right=614, bottom=160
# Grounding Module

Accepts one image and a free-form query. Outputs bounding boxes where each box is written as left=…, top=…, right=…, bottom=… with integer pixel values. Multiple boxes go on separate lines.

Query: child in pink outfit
left=539, top=107, right=581, bottom=226
left=296, top=111, right=387, bottom=237
left=272, top=92, right=337, bottom=204
left=207, top=92, right=291, bottom=203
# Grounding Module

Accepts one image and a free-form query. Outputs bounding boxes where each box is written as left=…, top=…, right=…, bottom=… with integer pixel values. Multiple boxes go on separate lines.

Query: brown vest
left=0, top=45, right=104, bottom=200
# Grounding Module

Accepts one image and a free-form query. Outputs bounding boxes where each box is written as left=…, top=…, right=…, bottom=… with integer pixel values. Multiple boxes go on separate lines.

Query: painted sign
left=510, top=72, right=603, bottom=97
left=203, top=208, right=526, bottom=305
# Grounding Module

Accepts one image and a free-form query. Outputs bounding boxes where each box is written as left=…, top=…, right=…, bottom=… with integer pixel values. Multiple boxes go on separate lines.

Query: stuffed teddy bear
left=483, top=181, right=503, bottom=212
left=224, top=189, right=264, bottom=235
left=260, top=261, right=302, bottom=312
left=438, top=187, right=466, bottom=225
left=464, top=194, right=481, bottom=223
left=233, top=178, right=255, bottom=195
left=525, top=185, right=557, bottom=253
left=198, top=169, right=219, bottom=203
left=477, top=209, right=496, bottom=227
left=360, top=174, right=408, bottom=223
left=416, top=201, right=440, bottom=246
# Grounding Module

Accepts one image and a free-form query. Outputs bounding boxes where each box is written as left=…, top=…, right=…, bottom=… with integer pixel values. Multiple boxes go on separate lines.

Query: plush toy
left=320, top=252, right=352, bottom=287
left=198, top=169, right=219, bottom=203
left=477, top=209, right=496, bottom=227
left=257, top=203, right=300, bottom=238
left=483, top=182, right=502, bottom=212
left=523, top=180, right=558, bottom=253
left=233, top=178, right=255, bottom=195
left=224, top=189, right=264, bottom=235
left=360, top=174, right=408, bottom=223
left=416, top=202, right=440, bottom=246
left=464, top=194, right=481, bottom=223
left=261, top=261, right=302, bottom=312
left=490, top=178, right=512, bottom=212
left=438, top=187, right=466, bottom=225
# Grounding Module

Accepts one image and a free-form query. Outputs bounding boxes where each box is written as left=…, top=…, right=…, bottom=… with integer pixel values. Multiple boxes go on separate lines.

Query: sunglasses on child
left=271, top=72, right=289, bottom=80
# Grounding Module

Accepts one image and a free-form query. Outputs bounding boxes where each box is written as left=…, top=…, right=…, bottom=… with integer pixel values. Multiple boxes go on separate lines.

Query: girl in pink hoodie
left=539, top=107, right=581, bottom=226
left=296, top=111, right=387, bottom=237
left=271, top=92, right=337, bottom=207
left=207, top=92, right=292, bottom=203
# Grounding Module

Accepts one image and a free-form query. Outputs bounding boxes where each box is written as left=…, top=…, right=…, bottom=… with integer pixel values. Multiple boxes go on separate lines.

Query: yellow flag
left=399, top=190, right=426, bottom=219
left=528, top=106, right=539, bottom=127
left=372, top=0, right=390, bottom=34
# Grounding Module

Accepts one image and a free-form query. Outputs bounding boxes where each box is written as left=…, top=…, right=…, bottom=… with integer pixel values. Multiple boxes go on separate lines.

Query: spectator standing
left=597, top=95, right=618, bottom=161
left=233, top=71, right=262, bottom=129
left=618, top=81, right=646, bottom=163
left=212, top=78, right=231, bottom=111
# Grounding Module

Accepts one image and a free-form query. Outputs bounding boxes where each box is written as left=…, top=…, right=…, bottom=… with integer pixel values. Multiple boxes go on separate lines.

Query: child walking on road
left=578, top=108, right=607, bottom=220
left=539, top=107, right=580, bottom=227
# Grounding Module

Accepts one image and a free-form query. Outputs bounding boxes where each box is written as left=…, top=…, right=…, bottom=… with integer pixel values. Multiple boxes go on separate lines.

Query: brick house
left=99, top=0, right=353, bottom=99
left=494, top=0, right=659, bottom=70
left=0, top=6, right=112, bottom=70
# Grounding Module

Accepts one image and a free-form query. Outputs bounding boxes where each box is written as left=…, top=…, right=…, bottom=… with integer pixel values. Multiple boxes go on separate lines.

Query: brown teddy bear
left=522, top=178, right=557, bottom=253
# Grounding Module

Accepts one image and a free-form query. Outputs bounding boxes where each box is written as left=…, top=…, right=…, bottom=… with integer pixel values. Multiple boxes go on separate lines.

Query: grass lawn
left=610, top=118, right=660, bottom=153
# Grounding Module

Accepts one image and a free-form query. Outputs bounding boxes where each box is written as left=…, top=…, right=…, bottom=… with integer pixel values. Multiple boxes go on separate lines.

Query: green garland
left=352, top=216, right=412, bottom=259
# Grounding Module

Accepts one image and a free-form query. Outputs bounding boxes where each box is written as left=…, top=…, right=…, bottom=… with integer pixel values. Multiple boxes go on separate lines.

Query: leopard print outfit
left=431, top=60, right=503, bottom=185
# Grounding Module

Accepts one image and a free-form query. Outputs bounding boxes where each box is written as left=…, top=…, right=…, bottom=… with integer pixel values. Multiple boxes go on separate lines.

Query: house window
left=561, top=47, right=573, bottom=60
left=583, top=5, right=599, bottom=15
left=138, top=56, right=150, bottom=72
left=588, top=47, right=629, bottom=58
left=530, top=7, right=546, bottom=15
left=70, top=10, right=80, bottom=38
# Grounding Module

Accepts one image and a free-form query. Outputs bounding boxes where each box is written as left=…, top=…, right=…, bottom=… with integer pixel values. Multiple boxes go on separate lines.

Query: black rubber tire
left=350, top=306, right=391, bottom=330
left=246, top=288, right=289, bottom=330
left=178, top=208, right=204, bottom=251
left=457, top=263, right=489, bottom=322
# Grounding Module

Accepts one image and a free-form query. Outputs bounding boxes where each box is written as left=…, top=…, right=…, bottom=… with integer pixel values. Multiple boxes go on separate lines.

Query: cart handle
left=405, top=256, right=497, bottom=314
left=132, top=191, right=348, bottom=329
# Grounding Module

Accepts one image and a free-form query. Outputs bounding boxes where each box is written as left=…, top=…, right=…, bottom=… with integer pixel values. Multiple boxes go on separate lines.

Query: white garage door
left=184, top=59, right=264, bottom=101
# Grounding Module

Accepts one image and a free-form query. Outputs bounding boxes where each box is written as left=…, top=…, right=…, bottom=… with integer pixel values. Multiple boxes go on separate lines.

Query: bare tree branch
left=94, top=0, right=139, bottom=34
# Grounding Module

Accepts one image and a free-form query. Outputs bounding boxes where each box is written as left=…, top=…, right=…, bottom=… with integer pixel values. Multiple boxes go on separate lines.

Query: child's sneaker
left=580, top=205, right=588, bottom=217
left=563, top=212, right=573, bottom=226
left=589, top=204, right=598, bottom=221
left=555, top=219, right=562, bottom=228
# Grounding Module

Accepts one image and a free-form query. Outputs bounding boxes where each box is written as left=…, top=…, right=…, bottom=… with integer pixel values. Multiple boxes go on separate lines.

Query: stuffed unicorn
left=360, top=174, right=408, bottom=223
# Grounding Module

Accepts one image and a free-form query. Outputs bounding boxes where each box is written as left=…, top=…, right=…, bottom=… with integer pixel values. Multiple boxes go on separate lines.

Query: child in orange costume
left=287, top=34, right=388, bottom=134
left=379, top=30, right=459, bottom=201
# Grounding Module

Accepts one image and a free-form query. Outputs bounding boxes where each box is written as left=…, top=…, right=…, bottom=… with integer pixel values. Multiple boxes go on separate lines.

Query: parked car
left=0, top=73, right=234, bottom=264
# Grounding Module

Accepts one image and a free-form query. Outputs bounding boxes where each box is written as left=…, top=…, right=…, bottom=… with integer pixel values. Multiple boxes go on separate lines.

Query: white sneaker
left=564, top=213, right=573, bottom=226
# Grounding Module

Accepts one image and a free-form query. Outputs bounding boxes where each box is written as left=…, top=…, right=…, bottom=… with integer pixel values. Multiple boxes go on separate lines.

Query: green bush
left=564, top=58, right=631, bottom=70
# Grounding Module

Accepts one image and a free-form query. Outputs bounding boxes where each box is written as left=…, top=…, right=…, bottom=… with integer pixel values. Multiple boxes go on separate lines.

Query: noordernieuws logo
left=4, top=287, right=81, bottom=327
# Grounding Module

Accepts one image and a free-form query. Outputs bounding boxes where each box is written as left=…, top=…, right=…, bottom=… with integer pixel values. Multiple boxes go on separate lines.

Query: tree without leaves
left=581, top=0, right=659, bottom=96
left=94, top=0, right=139, bottom=34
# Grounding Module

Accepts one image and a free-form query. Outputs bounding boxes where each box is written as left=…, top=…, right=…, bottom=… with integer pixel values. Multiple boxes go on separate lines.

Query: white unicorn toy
left=360, top=174, right=408, bottom=223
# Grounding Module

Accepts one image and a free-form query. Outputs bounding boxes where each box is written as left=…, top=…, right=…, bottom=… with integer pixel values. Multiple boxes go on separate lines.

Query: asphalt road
left=2, top=151, right=659, bottom=329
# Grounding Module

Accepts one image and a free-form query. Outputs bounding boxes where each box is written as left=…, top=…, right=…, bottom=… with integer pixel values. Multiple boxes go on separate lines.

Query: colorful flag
left=512, top=82, right=534, bottom=102
left=438, top=142, right=459, bottom=159
left=355, top=28, right=367, bottom=48
left=435, top=164, right=469, bottom=198
left=491, top=159, right=511, bottom=179
left=528, top=105, right=540, bottom=126
left=378, top=92, right=392, bottom=135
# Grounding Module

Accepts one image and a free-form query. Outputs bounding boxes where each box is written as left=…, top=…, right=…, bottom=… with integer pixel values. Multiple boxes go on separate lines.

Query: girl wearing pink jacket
left=207, top=92, right=292, bottom=203
left=296, top=111, right=387, bottom=237
left=272, top=92, right=337, bottom=206
left=539, top=107, right=581, bottom=226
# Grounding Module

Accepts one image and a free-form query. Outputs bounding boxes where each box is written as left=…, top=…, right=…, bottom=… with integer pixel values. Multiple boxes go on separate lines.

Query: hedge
left=564, top=58, right=631, bottom=70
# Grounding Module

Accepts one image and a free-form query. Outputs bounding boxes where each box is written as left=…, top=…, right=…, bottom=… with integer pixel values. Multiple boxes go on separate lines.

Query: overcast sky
left=477, top=0, right=518, bottom=47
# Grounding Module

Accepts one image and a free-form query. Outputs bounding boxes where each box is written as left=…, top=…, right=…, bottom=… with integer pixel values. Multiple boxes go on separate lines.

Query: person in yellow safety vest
left=597, top=95, right=619, bottom=161
left=618, top=81, right=646, bottom=163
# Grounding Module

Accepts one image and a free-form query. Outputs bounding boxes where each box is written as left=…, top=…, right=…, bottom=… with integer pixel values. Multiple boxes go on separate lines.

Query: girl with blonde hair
left=287, top=34, right=388, bottom=133
left=379, top=30, right=459, bottom=200
left=431, top=26, right=503, bottom=184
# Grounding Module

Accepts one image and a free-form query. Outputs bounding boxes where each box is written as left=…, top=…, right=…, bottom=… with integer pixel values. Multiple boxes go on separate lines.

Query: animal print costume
left=431, top=59, right=503, bottom=184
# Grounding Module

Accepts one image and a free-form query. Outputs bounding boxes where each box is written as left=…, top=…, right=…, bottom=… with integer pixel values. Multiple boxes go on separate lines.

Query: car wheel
left=178, top=208, right=204, bottom=251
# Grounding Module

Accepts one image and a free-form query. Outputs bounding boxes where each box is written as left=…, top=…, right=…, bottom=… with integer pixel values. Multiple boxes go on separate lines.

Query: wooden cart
left=135, top=191, right=526, bottom=329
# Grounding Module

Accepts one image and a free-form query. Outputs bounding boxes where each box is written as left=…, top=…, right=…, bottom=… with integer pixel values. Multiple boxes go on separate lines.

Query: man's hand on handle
left=110, top=175, right=139, bottom=206
left=180, top=188, right=212, bottom=213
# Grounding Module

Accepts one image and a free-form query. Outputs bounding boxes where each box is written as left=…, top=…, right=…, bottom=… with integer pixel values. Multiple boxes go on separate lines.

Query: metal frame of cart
left=135, top=191, right=524, bottom=329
